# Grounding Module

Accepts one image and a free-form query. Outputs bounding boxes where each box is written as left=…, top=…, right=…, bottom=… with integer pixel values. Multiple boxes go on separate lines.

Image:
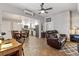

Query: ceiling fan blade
left=45, top=8, right=52, bottom=10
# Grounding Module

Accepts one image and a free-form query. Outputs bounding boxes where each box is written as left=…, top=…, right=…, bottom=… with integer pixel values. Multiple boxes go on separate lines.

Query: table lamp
left=76, top=29, right=79, bottom=34
left=71, top=26, right=77, bottom=34
left=1, top=32, right=6, bottom=40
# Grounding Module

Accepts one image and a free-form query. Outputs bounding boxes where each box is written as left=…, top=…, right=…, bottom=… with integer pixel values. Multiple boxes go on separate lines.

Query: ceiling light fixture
left=40, top=10, right=45, bottom=13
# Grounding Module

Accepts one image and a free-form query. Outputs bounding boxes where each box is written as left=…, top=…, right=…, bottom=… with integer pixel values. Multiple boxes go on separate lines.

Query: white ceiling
left=7, top=3, right=77, bottom=17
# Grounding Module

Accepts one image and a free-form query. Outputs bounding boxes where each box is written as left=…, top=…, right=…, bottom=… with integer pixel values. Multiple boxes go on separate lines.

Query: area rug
left=61, top=41, right=79, bottom=56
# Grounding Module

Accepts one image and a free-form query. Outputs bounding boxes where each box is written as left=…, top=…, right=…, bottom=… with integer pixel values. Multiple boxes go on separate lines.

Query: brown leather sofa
left=46, top=30, right=67, bottom=49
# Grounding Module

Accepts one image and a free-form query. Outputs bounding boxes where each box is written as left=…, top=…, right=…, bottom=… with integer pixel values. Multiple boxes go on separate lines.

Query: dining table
left=0, top=39, right=23, bottom=56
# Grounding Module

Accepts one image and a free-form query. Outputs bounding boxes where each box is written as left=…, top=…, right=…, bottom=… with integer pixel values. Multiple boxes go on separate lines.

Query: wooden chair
left=11, top=31, right=25, bottom=56
left=16, top=38, right=25, bottom=56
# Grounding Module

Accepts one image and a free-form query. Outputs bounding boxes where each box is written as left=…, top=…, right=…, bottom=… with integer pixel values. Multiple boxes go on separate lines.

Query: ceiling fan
left=39, top=3, right=53, bottom=14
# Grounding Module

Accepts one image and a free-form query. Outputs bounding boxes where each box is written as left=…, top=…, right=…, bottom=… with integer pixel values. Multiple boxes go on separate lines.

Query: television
left=24, top=25, right=28, bottom=29
left=74, top=35, right=79, bottom=40
left=70, top=35, right=79, bottom=42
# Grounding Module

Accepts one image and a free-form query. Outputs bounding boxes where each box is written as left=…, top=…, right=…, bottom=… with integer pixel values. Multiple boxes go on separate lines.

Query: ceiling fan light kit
left=39, top=3, right=52, bottom=14
left=40, top=10, right=45, bottom=13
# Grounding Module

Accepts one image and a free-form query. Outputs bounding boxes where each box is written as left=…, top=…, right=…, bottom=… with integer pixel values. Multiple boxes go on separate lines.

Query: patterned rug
left=61, top=41, right=79, bottom=56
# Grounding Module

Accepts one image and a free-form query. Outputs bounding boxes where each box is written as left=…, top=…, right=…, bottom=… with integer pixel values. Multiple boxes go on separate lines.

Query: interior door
left=35, top=25, right=39, bottom=37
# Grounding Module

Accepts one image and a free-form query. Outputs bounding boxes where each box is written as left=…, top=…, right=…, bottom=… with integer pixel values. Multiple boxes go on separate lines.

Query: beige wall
left=72, top=12, right=79, bottom=28
left=43, top=11, right=70, bottom=38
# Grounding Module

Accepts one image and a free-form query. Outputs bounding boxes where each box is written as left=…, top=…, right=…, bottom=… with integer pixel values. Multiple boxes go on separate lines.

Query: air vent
left=24, top=9, right=34, bottom=16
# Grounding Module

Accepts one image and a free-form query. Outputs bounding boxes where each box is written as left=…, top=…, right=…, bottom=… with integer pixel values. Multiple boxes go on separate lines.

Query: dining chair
left=11, top=31, right=26, bottom=56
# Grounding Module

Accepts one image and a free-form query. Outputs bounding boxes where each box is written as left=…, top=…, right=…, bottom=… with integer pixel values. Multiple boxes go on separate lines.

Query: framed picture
left=46, top=17, right=51, bottom=22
